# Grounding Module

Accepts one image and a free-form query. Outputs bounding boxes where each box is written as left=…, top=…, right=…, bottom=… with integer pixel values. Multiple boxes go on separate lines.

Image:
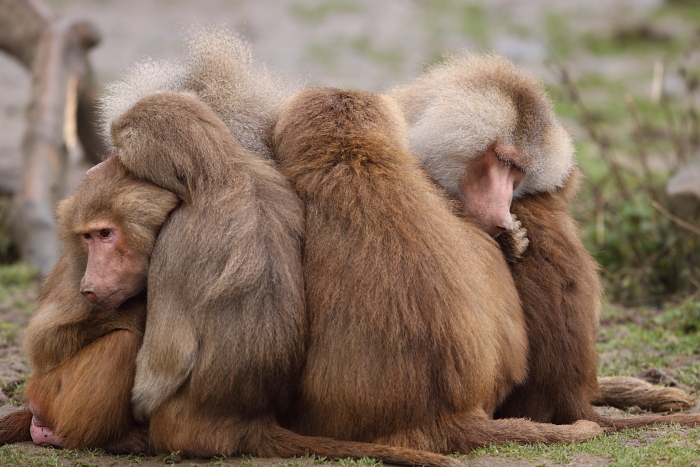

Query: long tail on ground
left=446, top=417, right=604, bottom=452
left=0, top=408, right=32, bottom=444
left=594, top=376, right=693, bottom=412
left=250, top=424, right=459, bottom=467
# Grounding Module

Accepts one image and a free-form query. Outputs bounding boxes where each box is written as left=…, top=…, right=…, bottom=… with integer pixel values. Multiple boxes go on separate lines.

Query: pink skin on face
left=459, top=144, right=525, bottom=237
left=31, top=160, right=146, bottom=449
left=29, top=400, right=65, bottom=447
left=79, top=223, right=148, bottom=311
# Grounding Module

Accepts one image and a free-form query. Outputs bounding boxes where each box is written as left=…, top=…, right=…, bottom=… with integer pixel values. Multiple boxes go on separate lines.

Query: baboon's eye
left=493, top=150, right=512, bottom=167
left=99, top=229, right=112, bottom=239
left=83, top=233, right=91, bottom=240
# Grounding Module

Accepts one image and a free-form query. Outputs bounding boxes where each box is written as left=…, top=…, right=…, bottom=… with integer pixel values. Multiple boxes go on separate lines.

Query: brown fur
left=0, top=409, right=32, bottom=445
left=111, top=90, right=457, bottom=467
left=274, top=86, right=603, bottom=454
left=388, top=53, right=699, bottom=429
left=593, top=377, right=693, bottom=413
left=0, top=158, right=179, bottom=452
left=493, top=169, right=603, bottom=423
left=503, top=176, right=700, bottom=429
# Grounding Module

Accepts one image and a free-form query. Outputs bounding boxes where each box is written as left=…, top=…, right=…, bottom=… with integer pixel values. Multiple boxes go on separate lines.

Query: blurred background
left=1, top=0, right=699, bottom=307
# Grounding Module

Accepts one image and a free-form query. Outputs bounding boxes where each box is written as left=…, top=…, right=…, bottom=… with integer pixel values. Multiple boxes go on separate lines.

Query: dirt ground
left=1, top=0, right=698, bottom=466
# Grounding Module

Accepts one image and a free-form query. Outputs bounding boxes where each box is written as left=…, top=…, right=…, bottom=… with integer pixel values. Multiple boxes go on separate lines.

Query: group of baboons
left=0, top=27, right=697, bottom=466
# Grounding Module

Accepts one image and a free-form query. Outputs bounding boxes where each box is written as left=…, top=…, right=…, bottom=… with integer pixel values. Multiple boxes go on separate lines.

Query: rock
left=667, top=160, right=700, bottom=223
left=636, top=368, right=679, bottom=387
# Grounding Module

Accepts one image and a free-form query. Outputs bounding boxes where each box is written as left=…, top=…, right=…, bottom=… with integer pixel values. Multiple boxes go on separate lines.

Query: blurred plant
left=551, top=43, right=700, bottom=305
left=0, top=263, right=39, bottom=303
left=655, top=299, right=700, bottom=334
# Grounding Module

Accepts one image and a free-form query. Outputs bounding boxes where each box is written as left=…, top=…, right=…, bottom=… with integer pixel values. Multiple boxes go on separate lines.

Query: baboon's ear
left=86, top=155, right=118, bottom=177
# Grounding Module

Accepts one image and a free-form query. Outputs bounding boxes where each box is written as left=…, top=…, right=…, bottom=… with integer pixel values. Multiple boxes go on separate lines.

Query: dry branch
left=0, top=0, right=105, bottom=274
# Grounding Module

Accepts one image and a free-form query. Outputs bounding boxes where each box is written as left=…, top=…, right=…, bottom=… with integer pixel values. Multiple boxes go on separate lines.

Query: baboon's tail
left=252, top=424, right=459, bottom=467
left=0, top=408, right=32, bottom=445
left=447, top=417, right=603, bottom=452
left=593, top=376, right=693, bottom=413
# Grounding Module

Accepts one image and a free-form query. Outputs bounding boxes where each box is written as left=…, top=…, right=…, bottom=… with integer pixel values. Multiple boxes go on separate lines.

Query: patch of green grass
left=3, top=379, right=27, bottom=402
left=289, top=0, right=361, bottom=24
left=0, top=263, right=38, bottom=317
left=238, top=453, right=255, bottom=467
left=468, top=426, right=700, bottom=466
left=337, top=457, right=381, bottom=466
left=274, top=460, right=304, bottom=467
left=0, top=263, right=37, bottom=290
left=0, top=444, right=80, bottom=466
left=0, top=320, right=20, bottom=345
left=596, top=302, right=700, bottom=387
left=0, top=263, right=38, bottom=302
left=655, top=300, right=700, bottom=334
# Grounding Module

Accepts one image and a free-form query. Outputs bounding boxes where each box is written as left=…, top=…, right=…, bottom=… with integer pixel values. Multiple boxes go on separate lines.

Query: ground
left=1, top=0, right=699, bottom=465
left=0, top=265, right=698, bottom=466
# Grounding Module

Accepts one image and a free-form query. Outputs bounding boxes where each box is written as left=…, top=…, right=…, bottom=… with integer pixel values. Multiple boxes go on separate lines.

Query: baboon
left=182, top=26, right=291, bottom=160
left=387, top=53, right=697, bottom=428
left=108, top=89, right=456, bottom=467
left=274, top=86, right=604, bottom=454
left=0, top=156, right=179, bottom=452
left=99, top=26, right=292, bottom=163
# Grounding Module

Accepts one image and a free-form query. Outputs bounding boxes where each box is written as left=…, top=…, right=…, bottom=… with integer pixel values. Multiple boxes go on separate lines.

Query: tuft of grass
left=3, top=378, right=27, bottom=402
left=337, top=458, right=381, bottom=466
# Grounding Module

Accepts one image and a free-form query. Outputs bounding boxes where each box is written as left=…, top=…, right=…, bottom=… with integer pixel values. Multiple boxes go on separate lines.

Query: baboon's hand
left=496, top=214, right=529, bottom=263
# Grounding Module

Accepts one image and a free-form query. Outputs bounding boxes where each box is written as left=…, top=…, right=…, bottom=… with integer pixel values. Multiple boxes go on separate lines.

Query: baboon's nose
left=81, top=290, right=98, bottom=304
